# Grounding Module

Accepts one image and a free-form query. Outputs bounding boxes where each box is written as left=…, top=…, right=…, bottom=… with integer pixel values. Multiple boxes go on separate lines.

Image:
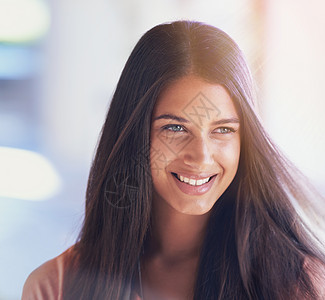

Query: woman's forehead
left=153, top=75, right=239, bottom=122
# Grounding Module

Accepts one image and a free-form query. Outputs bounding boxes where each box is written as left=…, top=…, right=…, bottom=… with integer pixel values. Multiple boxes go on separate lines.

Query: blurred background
left=0, top=0, right=324, bottom=298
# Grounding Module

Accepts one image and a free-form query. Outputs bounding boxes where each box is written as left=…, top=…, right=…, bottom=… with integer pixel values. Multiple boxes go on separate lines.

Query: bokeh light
left=0, top=147, right=61, bottom=201
left=0, top=0, right=50, bottom=43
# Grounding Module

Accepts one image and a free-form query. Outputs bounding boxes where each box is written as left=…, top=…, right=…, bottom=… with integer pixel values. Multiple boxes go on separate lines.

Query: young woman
left=22, top=20, right=325, bottom=299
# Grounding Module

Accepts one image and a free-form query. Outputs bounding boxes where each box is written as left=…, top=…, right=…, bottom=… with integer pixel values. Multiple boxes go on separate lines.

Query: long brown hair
left=63, top=21, right=325, bottom=299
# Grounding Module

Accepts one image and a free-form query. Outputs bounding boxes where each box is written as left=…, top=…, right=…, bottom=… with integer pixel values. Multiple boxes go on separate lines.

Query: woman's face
left=150, top=75, right=240, bottom=215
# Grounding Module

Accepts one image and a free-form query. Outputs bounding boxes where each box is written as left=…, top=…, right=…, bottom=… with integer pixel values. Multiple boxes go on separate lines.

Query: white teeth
left=176, top=174, right=211, bottom=186
left=196, top=179, right=203, bottom=185
left=189, top=179, right=196, bottom=185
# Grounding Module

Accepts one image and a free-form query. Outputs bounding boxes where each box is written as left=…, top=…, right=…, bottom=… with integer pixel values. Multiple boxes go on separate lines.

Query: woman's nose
left=182, top=136, right=214, bottom=170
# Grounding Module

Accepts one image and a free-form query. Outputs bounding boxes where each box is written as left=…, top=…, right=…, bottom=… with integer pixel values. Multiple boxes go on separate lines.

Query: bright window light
left=0, top=0, right=50, bottom=43
left=0, top=147, right=61, bottom=201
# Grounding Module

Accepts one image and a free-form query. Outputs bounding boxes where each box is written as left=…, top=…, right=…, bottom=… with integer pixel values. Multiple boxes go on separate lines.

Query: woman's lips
left=171, top=172, right=217, bottom=195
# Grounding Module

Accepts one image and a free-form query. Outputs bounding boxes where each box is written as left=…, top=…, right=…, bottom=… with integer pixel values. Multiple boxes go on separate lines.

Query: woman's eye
left=215, top=127, right=235, bottom=134
left=162, top=124, right=185, bottom=132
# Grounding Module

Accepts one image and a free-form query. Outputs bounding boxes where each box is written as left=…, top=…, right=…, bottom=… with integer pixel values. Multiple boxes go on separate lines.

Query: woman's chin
left=171, top=201, right=215, bottom=216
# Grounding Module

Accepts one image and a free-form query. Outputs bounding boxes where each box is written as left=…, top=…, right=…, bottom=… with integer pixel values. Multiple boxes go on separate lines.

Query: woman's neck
left=138, top=195, right=211, bottom=299
left=147, top=196, right=211, bottom=262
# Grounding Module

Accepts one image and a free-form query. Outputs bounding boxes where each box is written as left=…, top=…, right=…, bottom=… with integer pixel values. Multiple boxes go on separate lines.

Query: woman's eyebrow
left=153, top=114, right=240, bottom=125
left=153, top=114, right=189, bottom=123
left=211, top=118, right=240, bottom=125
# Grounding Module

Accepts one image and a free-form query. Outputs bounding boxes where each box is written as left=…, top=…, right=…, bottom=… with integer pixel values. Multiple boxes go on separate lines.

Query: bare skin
left=140, top=75, right=241, bottom=299
left=141, top=193, right=210, bottom=299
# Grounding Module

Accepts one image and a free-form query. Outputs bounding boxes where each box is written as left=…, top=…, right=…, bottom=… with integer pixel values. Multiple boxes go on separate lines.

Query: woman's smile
left=173, top=172, right=215, bottom=185
left=171, top=172, right=218, bottom=195
left=150, top=75, right=240, bottom=215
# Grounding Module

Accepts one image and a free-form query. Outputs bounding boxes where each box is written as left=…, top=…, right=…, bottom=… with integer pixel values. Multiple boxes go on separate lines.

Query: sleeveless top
left=21, top=247, right=143, bottom=300
left=21, top=247, right=325, bottom=299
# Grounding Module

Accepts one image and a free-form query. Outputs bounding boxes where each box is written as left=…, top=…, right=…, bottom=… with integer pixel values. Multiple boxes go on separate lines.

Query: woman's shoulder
left=21, top=246, right=76, bottom=300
